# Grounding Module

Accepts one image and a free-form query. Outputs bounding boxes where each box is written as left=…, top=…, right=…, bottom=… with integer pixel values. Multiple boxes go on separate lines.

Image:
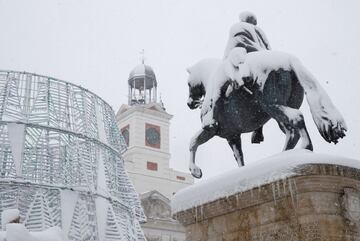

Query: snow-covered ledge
left=171, top=150, right=360, bottom=241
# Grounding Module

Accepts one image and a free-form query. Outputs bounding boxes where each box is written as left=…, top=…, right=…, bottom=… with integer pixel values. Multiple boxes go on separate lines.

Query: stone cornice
left=173, top=163, right=360, bottom=226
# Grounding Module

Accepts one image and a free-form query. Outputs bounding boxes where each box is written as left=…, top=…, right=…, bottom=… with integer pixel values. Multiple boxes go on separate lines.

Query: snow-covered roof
left=141, top=190, right=170, bottom=203
left=128, top=63, right=157, bottom=88
left=129, top=63, right=155, bottom=78
left=140, top=190, right=173, bottom=221
left=171, top=150, right=360, bottom=213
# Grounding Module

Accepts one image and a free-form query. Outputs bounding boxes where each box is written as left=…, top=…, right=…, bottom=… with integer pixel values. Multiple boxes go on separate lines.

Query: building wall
left=118, top=106, right=171, bottom=153
left=142, top=221, right=186, bottom=241
left=140, top=190, right=187, bottom=241
left=174, top=164, right=360, bottom=241
left=117, top=104, right=193, bottom=199
left=117, top=104, right=193, bottom=241
left=127, top=171, right=192, bottom=198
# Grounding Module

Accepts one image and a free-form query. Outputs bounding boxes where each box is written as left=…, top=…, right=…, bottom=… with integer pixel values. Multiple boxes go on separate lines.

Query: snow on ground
left=1, top=209, right=19, bottom=228
left=1, top=209, right=67, bottom=241
left=0, top=224, right=66, bottom=241
left=171, top=149, right=360, bottom=213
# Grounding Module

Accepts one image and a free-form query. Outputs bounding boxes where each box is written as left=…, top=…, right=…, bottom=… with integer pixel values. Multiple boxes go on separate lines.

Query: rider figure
left=224, top=11, right=270, bottom=58
left=202, top=12, right=271, bottom=135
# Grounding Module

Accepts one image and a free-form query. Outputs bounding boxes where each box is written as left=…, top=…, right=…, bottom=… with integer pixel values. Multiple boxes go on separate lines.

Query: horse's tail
left=290, top=57, right=347, bottom=144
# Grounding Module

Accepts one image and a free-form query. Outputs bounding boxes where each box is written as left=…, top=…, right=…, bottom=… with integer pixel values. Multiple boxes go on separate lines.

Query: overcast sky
left=1, top=0, right=359, bottom=180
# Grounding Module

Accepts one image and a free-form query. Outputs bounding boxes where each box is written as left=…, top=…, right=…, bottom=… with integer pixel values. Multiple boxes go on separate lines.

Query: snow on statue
left=199, top=48, right=249, bottom=128
left=186, top=13, right=347, bottom=179
left=222, top=11, right=272, bottom=143
left=224, top=11, right=270, bottom=57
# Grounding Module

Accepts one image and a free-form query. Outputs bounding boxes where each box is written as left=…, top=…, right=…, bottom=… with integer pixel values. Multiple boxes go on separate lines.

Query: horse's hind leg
left=227, top=134, right=244, bottom=167
left=251, top=127, right=264, bottom=144
left=264, top=104, right=313, bottom=151
left=278, top=122, right=301, bottom=150
left=189, top=128, right=216, bottom=178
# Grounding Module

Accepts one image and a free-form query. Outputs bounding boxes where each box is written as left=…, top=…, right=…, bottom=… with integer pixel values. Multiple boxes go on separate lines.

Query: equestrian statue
left=186, top=12, right=347, bottom=178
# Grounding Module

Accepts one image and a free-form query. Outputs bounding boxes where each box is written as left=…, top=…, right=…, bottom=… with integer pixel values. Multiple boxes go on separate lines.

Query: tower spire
left=140, top=49, right=145, bottom=64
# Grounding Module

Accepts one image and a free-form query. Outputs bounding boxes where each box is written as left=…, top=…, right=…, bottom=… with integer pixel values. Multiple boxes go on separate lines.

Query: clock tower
left=116, top=62, right=193, bottom=199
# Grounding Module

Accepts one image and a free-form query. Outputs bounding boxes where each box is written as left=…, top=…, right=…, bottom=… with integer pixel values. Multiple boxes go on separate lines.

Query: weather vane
left=140, top=49, right=146, bottom=64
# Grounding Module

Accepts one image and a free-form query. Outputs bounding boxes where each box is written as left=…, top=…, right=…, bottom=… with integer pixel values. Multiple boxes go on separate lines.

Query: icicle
left=271, top=183, right=277, bottom=205
left=194, top=206, right=198, bottom=222
left=292, top=179, right=298, bottom=208
left=283, top=178, right=287, bottom=195
left=288, top=179, right=296, bottom=209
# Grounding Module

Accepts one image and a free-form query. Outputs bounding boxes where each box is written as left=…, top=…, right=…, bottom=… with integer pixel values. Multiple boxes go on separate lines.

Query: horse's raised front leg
left=189, top=128, right=216, bottom=179
left=227, top=134, right=244, bottom=167
left=251, top=126, right=264, bottom=144
left=263, top=104, right=313, bottom=151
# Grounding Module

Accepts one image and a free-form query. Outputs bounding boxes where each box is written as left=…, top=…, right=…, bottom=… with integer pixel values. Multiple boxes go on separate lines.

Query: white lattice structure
left=0, top=70, right=146, bottom=240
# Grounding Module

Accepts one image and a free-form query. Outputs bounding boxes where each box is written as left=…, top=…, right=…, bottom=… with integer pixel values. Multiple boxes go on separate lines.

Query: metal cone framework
left=0, top=70, right=146, bottom=241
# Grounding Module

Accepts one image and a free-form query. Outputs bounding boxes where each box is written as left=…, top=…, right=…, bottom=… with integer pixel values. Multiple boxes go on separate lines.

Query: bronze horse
left=187, top=50, right=347, bottom=178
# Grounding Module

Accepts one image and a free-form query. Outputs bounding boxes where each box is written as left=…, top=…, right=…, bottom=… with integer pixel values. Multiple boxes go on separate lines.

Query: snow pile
left=1, top=209, right=20, bottom=229
left=1, top=209, right=67, bottom=241
left=171, top=150, right=360, bottom=213
left=29, top=226, right=66, bottom=241
left=0, top=224, right=66, bottom=241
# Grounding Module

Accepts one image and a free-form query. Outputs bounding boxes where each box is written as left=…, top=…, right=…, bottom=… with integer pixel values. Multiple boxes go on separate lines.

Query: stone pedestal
left=172, top=153, right=360, bottom=241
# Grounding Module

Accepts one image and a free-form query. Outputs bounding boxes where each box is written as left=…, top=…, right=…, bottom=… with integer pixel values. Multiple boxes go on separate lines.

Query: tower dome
left=128, top=63, right=158, bottom=105
left=128, top=64, right=157, bottom=86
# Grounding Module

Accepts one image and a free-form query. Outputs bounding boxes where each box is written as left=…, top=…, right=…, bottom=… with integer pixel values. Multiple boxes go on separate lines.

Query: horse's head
left=186, top=59, right=222, bottom=109
left=187, top=68, right=205, bottom=109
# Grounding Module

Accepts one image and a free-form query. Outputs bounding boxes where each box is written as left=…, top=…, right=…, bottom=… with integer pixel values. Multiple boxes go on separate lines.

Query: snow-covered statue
left=187, top=45, right=347, bottom=178
left=0, top=209, right=68, bottom=241
left=223, top=11, right=272, bottom=143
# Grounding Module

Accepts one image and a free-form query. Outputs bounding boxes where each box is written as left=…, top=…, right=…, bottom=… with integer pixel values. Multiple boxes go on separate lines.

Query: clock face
left=121, top=125, right=130, bottom=146
left=145, top=123, right=160, bottom=148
